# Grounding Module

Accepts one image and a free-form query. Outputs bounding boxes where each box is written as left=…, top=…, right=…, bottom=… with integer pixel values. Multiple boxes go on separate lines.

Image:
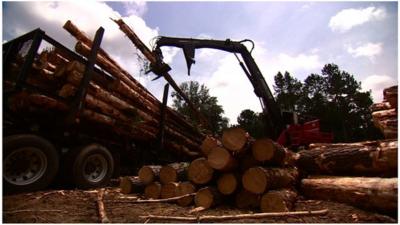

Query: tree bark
left=221, top=127, right=248, bottom=152
left=207, top=146, right=238, bottom=171
left=301, top=176, right=397, bottom=215
left=159, top=162, right=190, bottom=184
left=242, top=167, right=299, bottom=194
left=187, top=158, right=214, bottom=185
left=144, top=182, right=162, bottom=199
left=252, top=138, right=286, bottom=165
left=138, top=165, right=162, bottom=185
left=119, top=176, right=145, bottom=194
left=194, top=186, right=223, bottom=209
left=260, top=189, right=297, bottom=212
left=297, top=140, right=397, bottom=177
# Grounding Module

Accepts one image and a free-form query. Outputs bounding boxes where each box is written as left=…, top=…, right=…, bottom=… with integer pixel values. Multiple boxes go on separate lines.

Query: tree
left=237, top=109, right=266, bottom=138
left=171, top=81, right=228, bottom=134
left=273, top=71, right=303, bottom=111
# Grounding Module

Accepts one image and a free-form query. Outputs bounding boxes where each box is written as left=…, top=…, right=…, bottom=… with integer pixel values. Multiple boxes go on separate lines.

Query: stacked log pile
left=370, top=85, right=398, bottom=139
left=5, top=20, right=206, bottom=158
left=120, top=127, right=300, bottom=213
left=297, top=139, right=398, bottom=215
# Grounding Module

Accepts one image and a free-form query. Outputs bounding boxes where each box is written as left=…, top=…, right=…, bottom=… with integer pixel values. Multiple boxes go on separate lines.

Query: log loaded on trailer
left=3, top=23, right=205, bottom=193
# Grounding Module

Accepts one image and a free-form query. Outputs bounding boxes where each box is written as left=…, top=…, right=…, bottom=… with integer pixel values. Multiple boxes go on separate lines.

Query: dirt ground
left=3, top=185, right=397, bottom=223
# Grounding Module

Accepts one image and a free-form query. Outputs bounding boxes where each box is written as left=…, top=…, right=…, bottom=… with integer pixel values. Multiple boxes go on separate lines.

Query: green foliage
left=273, top=64, right=382, bottom=142
left=237, top=109, right=266, bottom=138
left=171, top=81, right=229, bottom=134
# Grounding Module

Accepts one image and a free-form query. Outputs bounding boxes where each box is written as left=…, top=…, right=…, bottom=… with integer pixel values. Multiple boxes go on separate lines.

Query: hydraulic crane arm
left=154, top=36, right=284, bottom=138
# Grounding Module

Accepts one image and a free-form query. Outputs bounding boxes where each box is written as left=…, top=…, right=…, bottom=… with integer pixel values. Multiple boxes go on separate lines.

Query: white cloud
left=329, top=6, right=386, bottom=33
left=362, top=75, right=396, bottom=102
left=3, top=1, right=159, bottom=90
left=277, top=53, right=322, bottom=72
left=123, top=1, right=148, bottom=16
left=347, top=42, right=383, bottom=60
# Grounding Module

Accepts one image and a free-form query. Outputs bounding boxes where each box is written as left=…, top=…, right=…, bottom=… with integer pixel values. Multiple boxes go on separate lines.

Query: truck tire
left=72, top=144, right=114, bottom=189
left=3, top=134, right=59, bottom=194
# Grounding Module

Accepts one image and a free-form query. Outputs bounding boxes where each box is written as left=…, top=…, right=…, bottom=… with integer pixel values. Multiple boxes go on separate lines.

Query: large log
left=221, top=127, right=248, bottom=152
left=251, top=138, right=286, bottom=165
left=119, top=176, right=145, bottom=194
left=144, top=182, right=162, bottom=199
left=187, top=158, right=214, bottom=185
left=301, top=176, right=397, bottom=214
left=194, top=186, right=223, bottom=209
left=176, top=182, right=196, bottom=206
left=242, top=167, right=298, bottom=194
left=207, top=146, right=238, bottom=171
left=235, top=189, right=260, bottom=209
left=159, top=162, right=190, bottom=184
left=201, top=136, right=220, bottom=156
left=297, top=140, right=397, bottom=177
left=160, top=182, right=179, bottom=199
left=217, top=173, right=239, bottom=195
left=138, top=165, right=162, bottom=185
left=260, top=189, right=297, bottom=212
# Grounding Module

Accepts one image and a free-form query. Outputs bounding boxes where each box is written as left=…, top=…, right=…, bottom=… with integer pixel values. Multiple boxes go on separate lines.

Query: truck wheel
left=3, top=134, right=59, bottom=194
left=72, top=144, right=114, bottom=189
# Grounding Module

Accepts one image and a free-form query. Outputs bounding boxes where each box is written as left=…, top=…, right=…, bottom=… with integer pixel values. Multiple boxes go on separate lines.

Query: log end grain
left=207, top=146, right=237, bottom=171
left=188, top=158, right=214, bottom=185
left=194, top=187, right=220, bottom=209
left=222, top=127, right=247, bottom=152
left=242, top=167, right=267, bottom=194
left=160, top=182, right=179, bottom=199
left=138, top=165, right=159, bottom=185
left=144, top=182, right=162, bottom=199
left=260, top=189, right=297, bottom=212
left=201, top=136, right=220, bottom=156
left=252, top=138, right=275, bottom=162
left=217, top=173, right=238, bottom=195
left=159, top=165, right=177, bottom=184
left=176, top=182, right=196, bottom=206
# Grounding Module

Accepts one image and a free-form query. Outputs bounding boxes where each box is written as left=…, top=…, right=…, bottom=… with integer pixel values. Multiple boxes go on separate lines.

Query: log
left=160, top=182, right=179, bottom=199
left=221, top=127, right=248, bottom=152
left=235, top=189, right=260, bottom=209
left=201, top=136, right=220, bottom=156
left=138, top=165, right=162, bottom=185
left=96, top=188, right=110, bottom=223
left=297, top=140, right=397, bottom=177
left=187, top=158, right=214, bottom=185
left=176, top=182, right=196, bottom=206
left=242, top=167, right=298, bottom=194
left=159, top=162, right=190, bottom=184
left=301, top=176, right=397, bottom=214
left=383, top=85, right=397, bottom=109
left=144, top=182, right=162, bottom=199
left=370, top=102, right=392, bottom=112
left=140, top=209, right=329, bottom=222
left=217, top=173, right=239, bottom=195
left=252, top=138, right=286, bottom=165
left=260, top=189, right=297, bottom=212
left=207, top=146, right=238, bottom=171
left=119, top=176, right=145, bottom=194
left=194, top=186, right=223, bottom=209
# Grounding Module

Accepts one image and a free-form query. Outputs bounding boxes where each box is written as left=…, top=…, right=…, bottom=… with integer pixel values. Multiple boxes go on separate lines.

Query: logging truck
left=3, top=27, right=203, bottom=193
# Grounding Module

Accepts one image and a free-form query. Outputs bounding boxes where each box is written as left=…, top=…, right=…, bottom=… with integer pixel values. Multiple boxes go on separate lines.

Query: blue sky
left=3, top=1, right=398, bottom=124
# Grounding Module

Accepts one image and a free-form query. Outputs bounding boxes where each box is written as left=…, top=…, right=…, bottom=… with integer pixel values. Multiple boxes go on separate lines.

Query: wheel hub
left=4, top=147, right=48, bottom=186
left=82, top=154, right=108, bottom=183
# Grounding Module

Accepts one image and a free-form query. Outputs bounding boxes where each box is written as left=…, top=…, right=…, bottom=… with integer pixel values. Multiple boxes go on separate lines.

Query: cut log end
left=201, top=136, right=220, bottom=156
left=144, top=182, right=161, bottom=199
left=188, top=158, right=214, bottom=185
left=222, top=127, right=247, bottom=152
left=176, top=182, right=196, bottom=206
left=260, top=189, right=297, bottom=212
left=194, top=187, right=220, bottom=209
left=207, top=147, right=237, bottom=171
left=160, top=182, right=179, bottom=199
left=217, top=173, right=238, bottom=195
left=252, top=138, right=275, bottom=161
left=159, top=165, right=178, bottom=184
left=242, top=167, right=267, bottom=194
left=138, top=165, right=160, bottom=185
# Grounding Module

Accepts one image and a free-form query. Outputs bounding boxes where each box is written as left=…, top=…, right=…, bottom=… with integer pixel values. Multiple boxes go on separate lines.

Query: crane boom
left=154, top=36, right=284, bottom=138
